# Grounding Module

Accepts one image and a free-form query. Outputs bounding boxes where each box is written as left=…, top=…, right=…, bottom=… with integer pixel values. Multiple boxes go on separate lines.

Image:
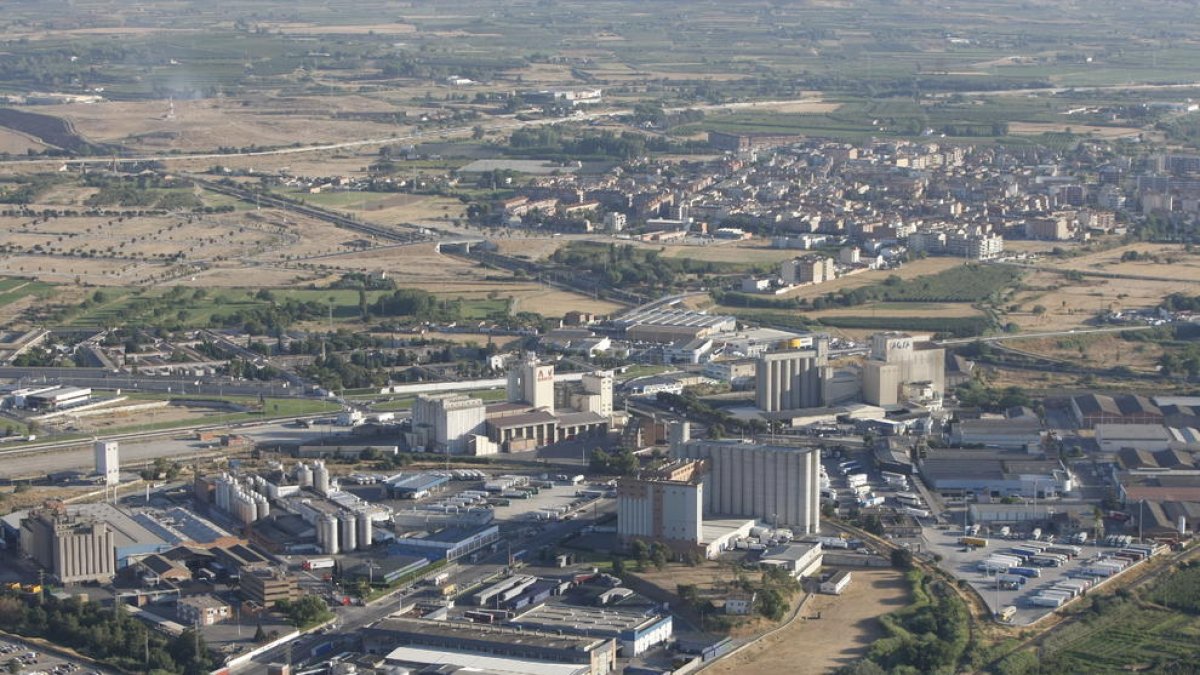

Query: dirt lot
left=707, top=568, right=911, bottom=675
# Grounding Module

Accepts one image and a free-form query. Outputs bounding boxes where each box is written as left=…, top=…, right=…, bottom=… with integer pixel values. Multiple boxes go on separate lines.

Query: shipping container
left=959, top=536, right=988, bottom=548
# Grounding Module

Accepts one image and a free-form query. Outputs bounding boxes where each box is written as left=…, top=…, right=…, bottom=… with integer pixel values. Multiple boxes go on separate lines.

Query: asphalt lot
left=0, top=636, right=108, bottom=675
left=922, top=527, right=1142, bottom=625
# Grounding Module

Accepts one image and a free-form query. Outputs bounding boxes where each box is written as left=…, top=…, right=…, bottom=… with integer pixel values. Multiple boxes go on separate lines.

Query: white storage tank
left=296, top=462, right=314, bottom=488
left=320, top=514, right=340, bottom=555
left=313, top=460, right=331, bottom=495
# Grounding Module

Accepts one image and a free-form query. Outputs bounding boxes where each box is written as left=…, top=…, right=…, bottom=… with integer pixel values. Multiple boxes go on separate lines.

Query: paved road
left=936, top=324, right=1155, bottom=346
left=0, top=419, right=324, bottom=479
left=0, top=367, right=307, bottom=398
left=0, top=97, right=830, bottom=168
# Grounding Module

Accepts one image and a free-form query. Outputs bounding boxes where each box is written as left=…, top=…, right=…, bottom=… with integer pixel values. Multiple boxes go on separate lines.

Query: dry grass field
left=706, top=568, right=911, bottom=675
left=1005, top=334, right=1163, bottom=371
left=1055, top=242, right=1200, bottom=281
left=810, top=302, right=985, bottom=319
left=1007, top=269, right=1180, bottom=332
left=0, top=128, right=47, bottom=154
left=1008, top=121, right=1145, bottom=138
left=41, top=96, right=412, bottom=152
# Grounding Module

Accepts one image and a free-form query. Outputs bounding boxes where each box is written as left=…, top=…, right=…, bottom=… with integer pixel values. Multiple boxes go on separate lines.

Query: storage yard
left=924, top=527, right=1169, bottom=625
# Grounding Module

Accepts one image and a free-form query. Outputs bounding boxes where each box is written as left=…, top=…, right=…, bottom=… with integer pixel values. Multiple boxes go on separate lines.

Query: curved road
left=0, top=98, right=829, bottom=168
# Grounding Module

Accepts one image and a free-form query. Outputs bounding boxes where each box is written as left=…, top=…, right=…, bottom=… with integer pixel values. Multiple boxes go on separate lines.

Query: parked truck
left=959, top=536, right=989, bottom=548
left=302, top=558, right=335, bottom=571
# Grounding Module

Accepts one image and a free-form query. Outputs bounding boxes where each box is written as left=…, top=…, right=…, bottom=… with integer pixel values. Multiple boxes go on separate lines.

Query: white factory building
left=507, top=353, right=555, bottom=409
left=94, top=440, right=119, bottom=487
left=862, top=332, right=946, bottom=408
left=412, top=393, right=493, bottom=455
left=672, top=439, right=821, bottom=534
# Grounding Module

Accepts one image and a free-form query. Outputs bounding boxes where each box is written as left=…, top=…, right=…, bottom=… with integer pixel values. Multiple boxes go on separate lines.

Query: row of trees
left=0, top=593, right=216, bottom=675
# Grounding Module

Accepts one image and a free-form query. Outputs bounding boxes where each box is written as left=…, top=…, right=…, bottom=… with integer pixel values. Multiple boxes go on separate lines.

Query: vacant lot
left=1054, top=243, right=1200, bottom=282
left=1007, top=269, right=1181, bottom=332
left=708, top=568, right=910, bottom=675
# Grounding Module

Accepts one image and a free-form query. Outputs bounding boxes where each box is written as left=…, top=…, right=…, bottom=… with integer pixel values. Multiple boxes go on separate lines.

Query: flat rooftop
left=371, top=617, right=607, bottom=652
left=489, top=410, right=558, bottom=428
left=613, top=307, right=734, bottom=329
left=387, top=473, right=450, bottom=492
left=511, top=602, right=663, bottom=634
left=761, top=542, right=821, bottom=563
left=410, top=525, right=496, bottom=544
left=384, top=646, right=587, bottom=675
left=60, top=503, right=166, bottom=550
left=132, top=507, right=232, bottom=546
left=701, top=517, right=756, bottom=544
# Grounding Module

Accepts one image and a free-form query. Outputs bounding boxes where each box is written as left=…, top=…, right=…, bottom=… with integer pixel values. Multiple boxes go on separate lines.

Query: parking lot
left=922, top=527, right=1145, bottom=625
left=0, top=638, right=105, bottom=675
left=488, top=481, right=612, bottom=523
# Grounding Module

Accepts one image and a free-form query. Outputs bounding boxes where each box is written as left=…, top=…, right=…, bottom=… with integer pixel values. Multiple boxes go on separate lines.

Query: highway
left=0, top=418, right=325, bottom=479
left=0, top=96, right=831, bottom=169
left=0, top=366, right=309, bottom=398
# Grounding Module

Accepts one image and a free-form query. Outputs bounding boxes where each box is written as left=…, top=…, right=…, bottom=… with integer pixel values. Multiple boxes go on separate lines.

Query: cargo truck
left=959, top=536, right=988, bottom=548
left=302, top=558, right=335, bottom=571
left=1029, top=594, right=1065, bottom=608
left=1008, top=567, right=1042, bottom=578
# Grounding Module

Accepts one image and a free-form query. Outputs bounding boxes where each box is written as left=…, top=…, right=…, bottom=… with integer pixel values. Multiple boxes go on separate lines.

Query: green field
left=0, top=278, right=57, bottom=310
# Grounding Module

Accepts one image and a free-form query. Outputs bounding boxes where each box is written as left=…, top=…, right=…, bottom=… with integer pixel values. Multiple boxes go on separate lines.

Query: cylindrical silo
left=313, top=461, right=330, bottom=495
left=320, top=514, right=340, bottom=555
left=339, top=512, right=357, bottom=552
left=357, top=513, right=373, bottom=550
left=296, top=462, right=313, bottom=488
